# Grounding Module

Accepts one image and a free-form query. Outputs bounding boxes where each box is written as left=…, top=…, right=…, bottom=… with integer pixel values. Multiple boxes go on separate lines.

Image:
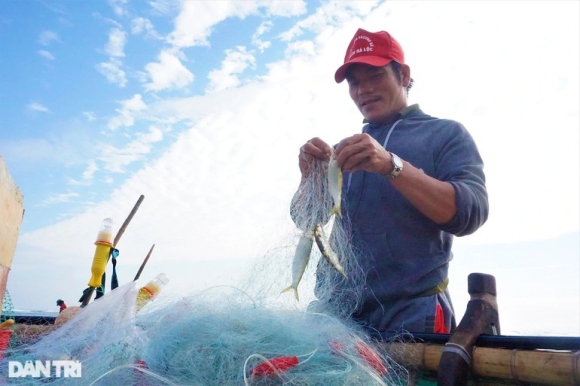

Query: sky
left=0, top=0, right=578, bottom=336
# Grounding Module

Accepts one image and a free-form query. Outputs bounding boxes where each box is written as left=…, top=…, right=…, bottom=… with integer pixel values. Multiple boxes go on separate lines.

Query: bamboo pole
left=133, top=244, right=155, bottom=281
left=381, top=342, right=580, bottom=385
left=113, top=195, right=145, bottom=247
left=473, top=346, right=580, bottom=385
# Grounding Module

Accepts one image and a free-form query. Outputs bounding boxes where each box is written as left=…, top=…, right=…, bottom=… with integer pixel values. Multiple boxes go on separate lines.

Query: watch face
left=392, top=154, right=403, bottom=169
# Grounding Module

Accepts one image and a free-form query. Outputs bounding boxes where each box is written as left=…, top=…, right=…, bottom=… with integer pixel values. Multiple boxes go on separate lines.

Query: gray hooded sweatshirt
left=313, top=105, right=489, bottom=329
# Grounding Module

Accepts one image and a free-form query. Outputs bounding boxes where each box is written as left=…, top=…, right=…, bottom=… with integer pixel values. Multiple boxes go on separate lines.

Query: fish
left=328, top=154, right=343, bottom=218
left=313, top=223, right=348, bottom=280
left=282, top=232, right=314, bottom=301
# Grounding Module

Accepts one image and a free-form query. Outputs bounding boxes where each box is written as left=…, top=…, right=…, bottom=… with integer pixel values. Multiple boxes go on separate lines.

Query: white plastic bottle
left=136, top=273, right=169, bottom=312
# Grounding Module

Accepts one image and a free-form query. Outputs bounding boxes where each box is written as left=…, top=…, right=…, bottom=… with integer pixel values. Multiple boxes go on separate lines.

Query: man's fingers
left=342, top=152, right=371, bottom=172
left=335, top=133, right=369, bottom=158
left=300, top=138, right=331, bottom=161
left=335, top=141, right=366, bottom=168
left=309, top=137, right=332, bottom=152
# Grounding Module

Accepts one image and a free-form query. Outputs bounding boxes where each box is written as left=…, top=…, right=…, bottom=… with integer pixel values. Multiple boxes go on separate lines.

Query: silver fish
left=282, top=232, right=314, bottom=301
left=313, top=223, right=348, bottom=279
left=328, top=155, right=343, bottom=218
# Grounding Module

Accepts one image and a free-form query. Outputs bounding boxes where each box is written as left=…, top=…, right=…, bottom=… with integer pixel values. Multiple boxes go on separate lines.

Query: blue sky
left=1, top=0, right=310, bottom=230
left=0, top=0, right=578, bottom=336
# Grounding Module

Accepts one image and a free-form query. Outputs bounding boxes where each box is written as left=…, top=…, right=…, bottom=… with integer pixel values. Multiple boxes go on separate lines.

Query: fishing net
left=0, top=156, right=409, bottom=385
left=1, top=289, right=15, bottom=325
left=288, top=156, right=370, bottom=320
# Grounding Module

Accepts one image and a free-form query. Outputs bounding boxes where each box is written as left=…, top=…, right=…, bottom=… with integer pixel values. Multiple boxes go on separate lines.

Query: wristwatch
left=385, top=152, right=403, bottom=180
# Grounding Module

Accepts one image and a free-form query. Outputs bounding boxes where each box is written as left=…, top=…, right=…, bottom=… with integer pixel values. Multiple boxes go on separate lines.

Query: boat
left=1, top=156, right=579, bottom=385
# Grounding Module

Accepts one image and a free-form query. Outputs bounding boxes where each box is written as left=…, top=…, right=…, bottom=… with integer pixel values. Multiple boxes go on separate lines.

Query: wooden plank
left=0, top=155, right=24, bottom=314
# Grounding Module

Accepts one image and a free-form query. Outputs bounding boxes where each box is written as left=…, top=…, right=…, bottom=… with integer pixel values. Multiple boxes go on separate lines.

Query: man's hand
left=298, top=137, right=332, bottom=175
left=334, top=133, right=392, bottom=175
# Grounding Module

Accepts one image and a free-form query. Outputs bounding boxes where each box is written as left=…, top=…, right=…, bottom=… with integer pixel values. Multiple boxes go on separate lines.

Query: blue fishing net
left=0, top=154, right=408, bottom=385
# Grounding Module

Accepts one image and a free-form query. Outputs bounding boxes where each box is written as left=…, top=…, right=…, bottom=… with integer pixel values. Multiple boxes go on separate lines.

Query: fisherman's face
left=346, top=63, right=409, bottom=125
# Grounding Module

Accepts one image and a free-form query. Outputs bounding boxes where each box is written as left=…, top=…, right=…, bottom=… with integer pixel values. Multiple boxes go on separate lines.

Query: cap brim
left=334, top=56, right=394, bottom=83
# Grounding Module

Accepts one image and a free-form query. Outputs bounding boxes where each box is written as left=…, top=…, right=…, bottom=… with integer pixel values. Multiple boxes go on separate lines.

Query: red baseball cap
left=334, top=28, right=405, bottom=83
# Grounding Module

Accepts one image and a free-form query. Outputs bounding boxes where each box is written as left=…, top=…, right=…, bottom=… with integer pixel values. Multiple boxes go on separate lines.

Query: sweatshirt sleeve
left=435, top=121, right=489, bottom=236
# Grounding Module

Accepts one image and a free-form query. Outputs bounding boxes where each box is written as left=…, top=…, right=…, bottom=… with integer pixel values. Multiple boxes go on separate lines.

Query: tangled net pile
left=1, top=157, right=409, bottom=385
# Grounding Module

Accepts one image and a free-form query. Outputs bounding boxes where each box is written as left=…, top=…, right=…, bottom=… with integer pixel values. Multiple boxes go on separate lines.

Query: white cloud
left=260, top=0, right=307, bottom=17
left=167, top=1, right=232, bottom=48
left=252, top=21, right=272, bottom=52
left=255, top=20, right=272, bottom=36
left=96, top=58, right=127, bottom=87
left=40, top=192, right=79, bottom=206
left=105, top=28, right=127, bottom=57
left=38, top=50, right=55, bottom=60
left=107, top=94, right=147, bottom=130
left=167, top=0, right=306, bottom=49
left=206, top=47, right=256, bottom=92
left=168, top=0, right=306, bottom=48
left=144, top=50, right=194, bottom=91
left=131, top=17, right=162, bottom=39
left=83, top=112, right=97, bottom=121
left=68, top=161, right=99, bottom=186
left=285, top=40, right=316, bottom=57
left=96, top=28, right=128, bottom=86
left=83, top=161, right=98, bottom=181
left=148, top=0, right=181, bottom=16
left=108, top=0, right=128, bottom=16
left=27, top=102, right=50, bottom=113
left=38, top=30, right=60, bottom=45
left=100, top=126, right=164, bottom=172
left=279, top=0, right=378, bottom=41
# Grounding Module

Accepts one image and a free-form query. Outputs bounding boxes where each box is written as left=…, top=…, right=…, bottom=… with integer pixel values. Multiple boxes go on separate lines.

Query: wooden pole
left=81, top=195, right=145, bottom=306
left=133, top=244, right=155, bottom=281
left=438, top=273, right=500, bottom=385
left=113, top=195, right=144, bottom=247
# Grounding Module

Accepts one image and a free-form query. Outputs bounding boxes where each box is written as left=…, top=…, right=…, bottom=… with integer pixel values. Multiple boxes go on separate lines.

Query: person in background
left=295, top=28, right=488, bottom=336
left=56, top=299, right=67, bottom=313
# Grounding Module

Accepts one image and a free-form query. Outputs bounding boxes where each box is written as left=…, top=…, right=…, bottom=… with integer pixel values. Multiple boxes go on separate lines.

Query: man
left=296, top=28, right=488, bottom=335
left=56, top=299, right=67, bottom=313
